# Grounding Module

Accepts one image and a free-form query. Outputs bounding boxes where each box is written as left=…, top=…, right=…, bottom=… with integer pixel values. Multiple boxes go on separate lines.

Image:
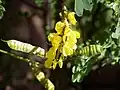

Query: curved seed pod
left=6, top=40, right=34, bottom=52
left=2, top=39, right=45, bottom=56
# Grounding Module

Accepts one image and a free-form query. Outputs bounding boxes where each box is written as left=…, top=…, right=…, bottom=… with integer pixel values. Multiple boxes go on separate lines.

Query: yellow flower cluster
left=45, top=11, right=80, bottom=69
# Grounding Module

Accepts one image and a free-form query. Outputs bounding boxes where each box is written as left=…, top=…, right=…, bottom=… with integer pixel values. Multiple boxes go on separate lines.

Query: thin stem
left=0, top=49, right=30, bottom=62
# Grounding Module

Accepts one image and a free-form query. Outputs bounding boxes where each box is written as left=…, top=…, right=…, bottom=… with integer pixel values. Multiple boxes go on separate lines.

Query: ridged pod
left=79, top=45, right=103, bottom=56
left=4, top=40, right=45, bottom=56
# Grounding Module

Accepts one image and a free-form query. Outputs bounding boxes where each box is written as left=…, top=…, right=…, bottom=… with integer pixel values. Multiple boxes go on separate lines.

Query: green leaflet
left=112, top=26, right=120, bottom=39
left=74, top=0, right=93, bottom=16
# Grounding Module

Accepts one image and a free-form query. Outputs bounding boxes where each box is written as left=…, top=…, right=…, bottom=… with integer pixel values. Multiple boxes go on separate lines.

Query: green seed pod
left=2, top=40, right=45, bottom=56
left=79, top=44, right=103, bottom=56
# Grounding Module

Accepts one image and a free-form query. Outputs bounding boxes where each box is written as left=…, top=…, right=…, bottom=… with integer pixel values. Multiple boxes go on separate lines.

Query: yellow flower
left=63, top=26, right=72, bottom=43
left=63, top=34, right=68, bottom=43
left=58, top=55, right=63, bottom=68
left=45, top=10, right=80, bottom=69
left=67, top=31, right=77, bottom=43
left=62, top=44, right=73, bottom=56
left=51, top=35, right=62, bottom=47
left=45, top=47, right=57, bottom=68
left=72, top=30, right=80, bottom=39
left=65, top=40, right=76, bottom=49
left=64, top=26, right=71, bottom=35
left=48, top=33, right=57, bottom=42
left=48, top=33, right=62, bottom=47
left=68, top=12, right=77, bottom=25
left=55, top=21, right=65, bottom=35
left=53, top=59, right=58, bottom=70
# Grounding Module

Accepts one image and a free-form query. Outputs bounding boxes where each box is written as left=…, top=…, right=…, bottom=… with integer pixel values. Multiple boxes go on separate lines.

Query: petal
left=64, top=26, right=71, bottom=35
left=72, top=30, right=80, bottom=39
left=68, top=12, right=77, bottom=25
left=45, top=47, right=57, bottom=68
left=62, top=45, right=73, bottom=56
left=51, top=35, right=62, bottom=47
left=55, top=21, right=65, bottom=34
left=53, top=60, right=58, bottom=69
left=58, top=56, right=64, bottom=68
left=48, top=33, right=58, bottom=41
